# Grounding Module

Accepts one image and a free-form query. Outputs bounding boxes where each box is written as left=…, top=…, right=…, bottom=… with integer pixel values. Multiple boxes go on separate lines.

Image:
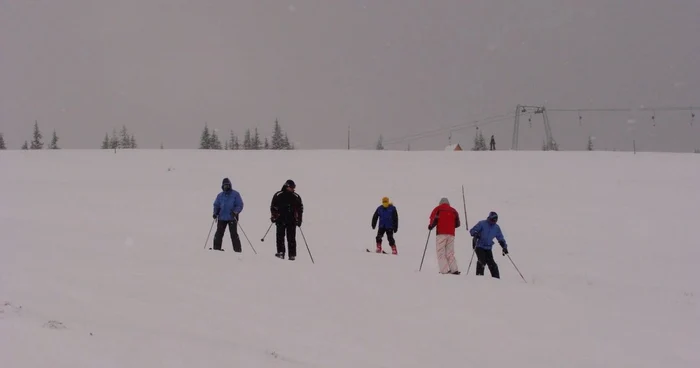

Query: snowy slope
left=1, top=149, right=698, bottom=367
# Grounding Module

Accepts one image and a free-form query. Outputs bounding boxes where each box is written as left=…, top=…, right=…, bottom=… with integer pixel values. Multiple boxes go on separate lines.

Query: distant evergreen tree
left=471, top=130, right=487, bottom=151
left=200, top=123, right=211, bottom=149
left=101, top=133, right=109, bottom=149
left=252, top=128, right=262, bottom=149
left=30, top=120, right=43, bottom=149
left=49, top=130, right=59, bottom=149
left=587, top=136, right=594, bottom=151
left=243, top=129, right=252, bottom=150
left=376, top=135, right=384, bottom=150
left=264, top=137, right=269, bottom=149
left=285, top=133, right=295, bottom=149
left=0, top=132, right=6, bottom=149
left=130, top=134, right=137, bottom=149
left=160, top=143, right=164, bottom=149
left=120, top=126, right=131, bottom=148
left=21, top=141, right=28, bottom=150
left=231, top=130, right=240, bottom=150
left=210, top=129, right=222, bottom=149
left=110, top=129, right=119, bottom=149
left=271, top=119, right=285, bottom=149
left=227, top=130, right=240, bottom=150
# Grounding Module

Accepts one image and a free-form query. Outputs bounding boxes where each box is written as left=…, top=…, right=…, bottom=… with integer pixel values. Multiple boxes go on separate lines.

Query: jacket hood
left=281, top=179, right=296, bottom=191
left=439, top=197, right=450, bottom=205
left=221, top=178, right=232, bottom=191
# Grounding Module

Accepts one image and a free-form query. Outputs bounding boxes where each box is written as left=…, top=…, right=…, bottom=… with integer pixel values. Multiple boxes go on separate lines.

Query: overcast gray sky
left=1, top=0, right=699, bottom=151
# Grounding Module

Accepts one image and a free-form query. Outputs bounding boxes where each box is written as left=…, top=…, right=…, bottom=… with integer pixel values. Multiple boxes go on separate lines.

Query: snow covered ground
left=1, top=149, right=698, bottom=367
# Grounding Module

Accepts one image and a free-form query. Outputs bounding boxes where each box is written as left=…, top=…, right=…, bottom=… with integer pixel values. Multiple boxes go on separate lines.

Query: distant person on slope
left=371, top=197, right=399, bottom=254
left=212, top=178, right=244, bottom=252
left=469, top=212, right=508, bottom=278
left=270, top=179, right=304, bottom=260
left=428, top=197, right=461, bottom=275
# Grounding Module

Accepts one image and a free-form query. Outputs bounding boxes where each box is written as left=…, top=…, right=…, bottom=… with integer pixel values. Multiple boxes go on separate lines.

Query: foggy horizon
left=1, top=0, right=699, bottom=152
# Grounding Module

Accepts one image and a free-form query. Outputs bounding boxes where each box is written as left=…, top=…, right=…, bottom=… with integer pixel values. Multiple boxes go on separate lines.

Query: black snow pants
left=276, top=222, right=297, bottom=258
left=213, top=220, right=242, bottom=252
left=375, top=228, right=396, bottom=246
left=475, top=247, right=500, bottom=278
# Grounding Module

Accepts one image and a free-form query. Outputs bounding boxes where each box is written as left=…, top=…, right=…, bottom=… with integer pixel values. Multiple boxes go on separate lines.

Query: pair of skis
left=366, top=248, right=389, bottom=254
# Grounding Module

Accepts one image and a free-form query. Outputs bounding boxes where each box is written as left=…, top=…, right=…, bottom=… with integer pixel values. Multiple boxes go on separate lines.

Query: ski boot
left=375, top=242, right=383, bottom=253
left=275, top=252, right=285, bottom=259
left=390, top=245, right=397, bottom=255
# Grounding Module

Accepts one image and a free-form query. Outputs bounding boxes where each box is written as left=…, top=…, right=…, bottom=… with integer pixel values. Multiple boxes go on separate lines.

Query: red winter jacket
left=429, top=203, right=461, bottom=236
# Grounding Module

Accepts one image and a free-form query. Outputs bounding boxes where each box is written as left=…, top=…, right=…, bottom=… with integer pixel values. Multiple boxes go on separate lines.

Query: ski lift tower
left=511, top=105, right=555, bottom=150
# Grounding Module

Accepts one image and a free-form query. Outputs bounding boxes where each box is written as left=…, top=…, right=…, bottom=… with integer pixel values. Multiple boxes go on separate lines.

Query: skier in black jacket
left=270, top=179, right=304, bottom=260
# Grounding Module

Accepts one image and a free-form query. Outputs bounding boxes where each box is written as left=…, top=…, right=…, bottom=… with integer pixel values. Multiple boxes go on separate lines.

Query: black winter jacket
left=270, top=187, right=304, bottom=225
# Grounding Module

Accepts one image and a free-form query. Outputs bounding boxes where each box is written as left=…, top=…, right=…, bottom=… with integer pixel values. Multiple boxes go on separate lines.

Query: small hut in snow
left=444, top=143, right=463, bottom=151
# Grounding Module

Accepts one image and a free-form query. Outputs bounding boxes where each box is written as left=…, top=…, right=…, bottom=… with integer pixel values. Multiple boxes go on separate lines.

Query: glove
left=472, top=237, right=477, bottom=249
left=393, top=228, right=398, bottom=233
left=502, top=247, right=509, bottom=256
left=296, top=219, right=302, bottom=227
left=213, top=213, right=218, bottom=219
left=428, top=224, right=434, bottom=230
left=231, top=212, right=239, bottom=221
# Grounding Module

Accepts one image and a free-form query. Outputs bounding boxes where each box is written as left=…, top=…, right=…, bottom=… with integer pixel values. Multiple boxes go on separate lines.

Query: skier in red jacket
left=428, top=197, right=461, bottom=275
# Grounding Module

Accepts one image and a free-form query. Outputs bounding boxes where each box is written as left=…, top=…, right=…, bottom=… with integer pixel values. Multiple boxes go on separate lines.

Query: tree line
left=199, top=119, right=295, bottom=150
left=0, top=121, right=60, bottom=150
left=101, top=126, right=138, bottom=149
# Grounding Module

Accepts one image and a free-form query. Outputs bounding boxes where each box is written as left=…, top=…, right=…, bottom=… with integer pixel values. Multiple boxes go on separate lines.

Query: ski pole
left=466, top=250, right=475, bottom=275
left=298, top=227, right=314, bottom=264
left=418, top=228, right=433, bottom=271
left=461, top=185, right=469, bottom=229
left=237, top=221, right=257, bottom=254
left=260, top=222, right=273, bottom=242
left=204, top=218, right=216, bottom=249
left=462, top=184, right=478, bottom=276
left=506, top=254, right=526, bottom=283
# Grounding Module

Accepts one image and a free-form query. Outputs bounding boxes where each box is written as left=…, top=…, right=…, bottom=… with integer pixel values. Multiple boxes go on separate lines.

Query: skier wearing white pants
left=428, top=197, right=461, bottom=275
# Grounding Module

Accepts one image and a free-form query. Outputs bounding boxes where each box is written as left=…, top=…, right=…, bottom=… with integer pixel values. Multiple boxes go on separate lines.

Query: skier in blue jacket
left=212, top=178, right=244, bottom=252
left=371, top=197, right=399, bottom=254
left=469, top=211, right=508, bottom=278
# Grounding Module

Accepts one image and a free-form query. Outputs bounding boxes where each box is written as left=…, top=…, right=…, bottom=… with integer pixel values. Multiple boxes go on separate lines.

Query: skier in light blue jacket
left=212, top=178, right=244, bottom=252
left=469, top=211, right=508, bottom=278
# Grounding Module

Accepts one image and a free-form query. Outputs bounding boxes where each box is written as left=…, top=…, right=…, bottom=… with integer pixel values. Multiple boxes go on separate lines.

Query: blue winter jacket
left=372, top=205, right=398, bottom=231
left=213, top=189, right=244, bottom=222
left=470, top=219, right=507, bottom=250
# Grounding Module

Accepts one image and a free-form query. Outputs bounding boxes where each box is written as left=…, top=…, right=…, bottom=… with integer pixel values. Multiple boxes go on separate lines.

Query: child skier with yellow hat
left=370, top=197, right=399, bottom=254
